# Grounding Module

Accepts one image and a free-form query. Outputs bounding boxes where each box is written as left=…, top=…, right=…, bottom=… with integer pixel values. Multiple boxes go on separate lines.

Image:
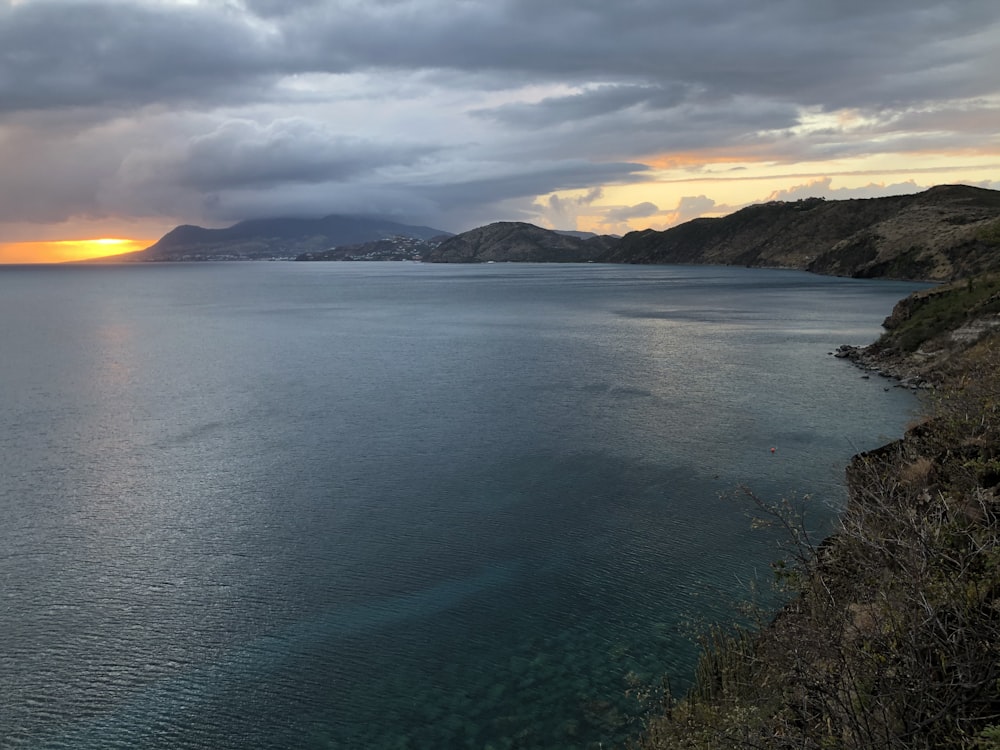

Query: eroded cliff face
left=837, top=273, right=1000, bottom=385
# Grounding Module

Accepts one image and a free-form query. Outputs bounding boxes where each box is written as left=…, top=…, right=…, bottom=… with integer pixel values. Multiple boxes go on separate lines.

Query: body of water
left=0, top=262, right=926, bottom=749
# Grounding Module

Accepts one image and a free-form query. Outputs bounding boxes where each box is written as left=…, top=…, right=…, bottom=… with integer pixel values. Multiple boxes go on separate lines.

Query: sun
left=0, top=238, right=153, bottom=264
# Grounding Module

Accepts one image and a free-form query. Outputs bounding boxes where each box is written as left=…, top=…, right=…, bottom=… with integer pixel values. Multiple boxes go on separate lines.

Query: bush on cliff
left=876, top=274, right=1000, bottom=355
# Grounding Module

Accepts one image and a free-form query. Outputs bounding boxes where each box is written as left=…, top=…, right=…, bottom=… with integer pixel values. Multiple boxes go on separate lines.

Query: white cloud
left=532, top=188, right=604, bottom=230
left=763, top=178, right=927, bottom=202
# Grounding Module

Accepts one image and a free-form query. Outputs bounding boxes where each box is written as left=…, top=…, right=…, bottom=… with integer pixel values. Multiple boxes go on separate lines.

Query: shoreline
left=636, top=275, right=1000, bottom=748
left=833, top=343, right=935, bottom=390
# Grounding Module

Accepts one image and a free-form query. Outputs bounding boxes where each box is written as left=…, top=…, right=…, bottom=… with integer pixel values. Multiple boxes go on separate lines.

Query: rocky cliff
left=836, top=272, right=1000, bottom=386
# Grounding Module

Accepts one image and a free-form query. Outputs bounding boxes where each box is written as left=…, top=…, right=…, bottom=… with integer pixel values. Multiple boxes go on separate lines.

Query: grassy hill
left=605, top=185, right=1000, bottom=282
left=422, top=221, right=617, bottom=263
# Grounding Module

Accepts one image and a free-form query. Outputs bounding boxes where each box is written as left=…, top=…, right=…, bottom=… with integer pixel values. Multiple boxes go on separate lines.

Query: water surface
left=0, top=262, right=925, bottom=748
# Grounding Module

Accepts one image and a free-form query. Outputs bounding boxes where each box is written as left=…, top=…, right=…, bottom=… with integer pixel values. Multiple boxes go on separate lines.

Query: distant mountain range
left=117, top=215, right=450, bottom=262
left=117, top=185, right=1000, bottom=282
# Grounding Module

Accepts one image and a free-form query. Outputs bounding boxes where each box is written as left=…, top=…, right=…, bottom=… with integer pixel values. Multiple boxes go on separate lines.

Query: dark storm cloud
left=475, top=89, right=803, bottom=163
left=411, top=160, right=650, bottom=210
left=155, top=158, right=648, bottom=231
left=282, top=0, right=1000, bottom=107
left=173, top=118, right=437, bottom=190
left=473, top=84, right=693, bottom=129
left=4, top=0, right=997, bottom=115
left=241, top=0, right=326, bottom=18
left=0, top=1, right=289, bottom=114
left=0, top=0, right=997, bottom=235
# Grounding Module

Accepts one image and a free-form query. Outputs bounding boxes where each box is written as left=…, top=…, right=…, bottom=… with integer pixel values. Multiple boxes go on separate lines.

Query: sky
left=1, top=0, right=999, bottom=262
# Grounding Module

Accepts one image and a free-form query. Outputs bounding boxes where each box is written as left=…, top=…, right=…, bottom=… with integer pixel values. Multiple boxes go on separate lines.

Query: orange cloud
left=641, top=149, right=774, bottom=170
left=0, top=238, right=151, bottom=264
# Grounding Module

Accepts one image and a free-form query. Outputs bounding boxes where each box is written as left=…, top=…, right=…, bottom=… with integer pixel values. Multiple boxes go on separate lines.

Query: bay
left=0, top=262, right=926, bottom=749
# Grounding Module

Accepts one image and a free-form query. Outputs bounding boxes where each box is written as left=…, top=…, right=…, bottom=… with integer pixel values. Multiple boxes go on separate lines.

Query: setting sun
left=0, top=238, right=153, bottom=264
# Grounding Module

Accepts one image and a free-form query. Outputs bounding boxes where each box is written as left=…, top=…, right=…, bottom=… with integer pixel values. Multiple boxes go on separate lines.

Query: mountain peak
left=128, top=215, right=452, bottom=261
left=423, top=222, right=617, bottom=263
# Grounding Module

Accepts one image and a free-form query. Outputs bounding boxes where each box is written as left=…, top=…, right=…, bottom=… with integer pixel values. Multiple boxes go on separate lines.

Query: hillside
left=605, top=185, right=1000, bottom=281
left=119, top=215, right=450, bottom=261
left=634, top=277, right=1000, bottom=749
left=837, top=273, right=1000, bottom=385
left=295, top=235, right=448, bottom=262
left=421, top=221, right=618, bottom=263
left=109, top=185, right=1000, bottom=279
left=410, top=185, right=1000, bottom=281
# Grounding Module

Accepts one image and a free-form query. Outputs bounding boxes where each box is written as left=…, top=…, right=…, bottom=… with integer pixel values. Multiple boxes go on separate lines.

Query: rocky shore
left=832, top=343, right=934, bottom=390
left=831, top=272, right=1000, bottom=393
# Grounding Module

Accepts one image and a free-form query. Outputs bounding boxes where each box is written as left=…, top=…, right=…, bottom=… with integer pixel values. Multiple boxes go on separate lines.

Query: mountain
left=119, top=215, right=451, bottom=261
left=604, top=185, right=1000, bottom=281
left=421, top=221, right=618, bottom=263
left=383, top=185, right=1000, bottom=279
left=107, top=184, right=1000, bottom=279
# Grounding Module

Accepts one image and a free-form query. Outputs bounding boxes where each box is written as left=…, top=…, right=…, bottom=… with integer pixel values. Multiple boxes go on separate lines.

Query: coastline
left=635, top=278, right=1000, bottom=749
left=833, top=343, right=934, bottom=390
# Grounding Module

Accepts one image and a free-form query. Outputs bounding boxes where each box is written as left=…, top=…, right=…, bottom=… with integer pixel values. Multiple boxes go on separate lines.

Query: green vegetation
left=976, top=219, right=1000, bottom=247
left=880, top=274, right=1000, bottom=353
left=633, top=314, right=1000, bottom=748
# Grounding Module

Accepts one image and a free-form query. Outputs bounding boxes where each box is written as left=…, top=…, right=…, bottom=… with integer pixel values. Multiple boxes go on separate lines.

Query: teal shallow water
left=0, top=262, right=925, bottom=748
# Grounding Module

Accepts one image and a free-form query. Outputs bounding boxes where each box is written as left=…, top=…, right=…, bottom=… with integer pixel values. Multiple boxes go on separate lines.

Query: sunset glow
left=0, top=238, right=152, bottom=264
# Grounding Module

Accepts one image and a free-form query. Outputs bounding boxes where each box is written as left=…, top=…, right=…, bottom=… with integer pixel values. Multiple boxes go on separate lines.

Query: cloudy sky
left=1, top=0, right=999, bottom=261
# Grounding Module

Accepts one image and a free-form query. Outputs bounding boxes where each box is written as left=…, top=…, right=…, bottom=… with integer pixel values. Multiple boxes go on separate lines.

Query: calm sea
left=0, top=262, right=925, bottom=749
